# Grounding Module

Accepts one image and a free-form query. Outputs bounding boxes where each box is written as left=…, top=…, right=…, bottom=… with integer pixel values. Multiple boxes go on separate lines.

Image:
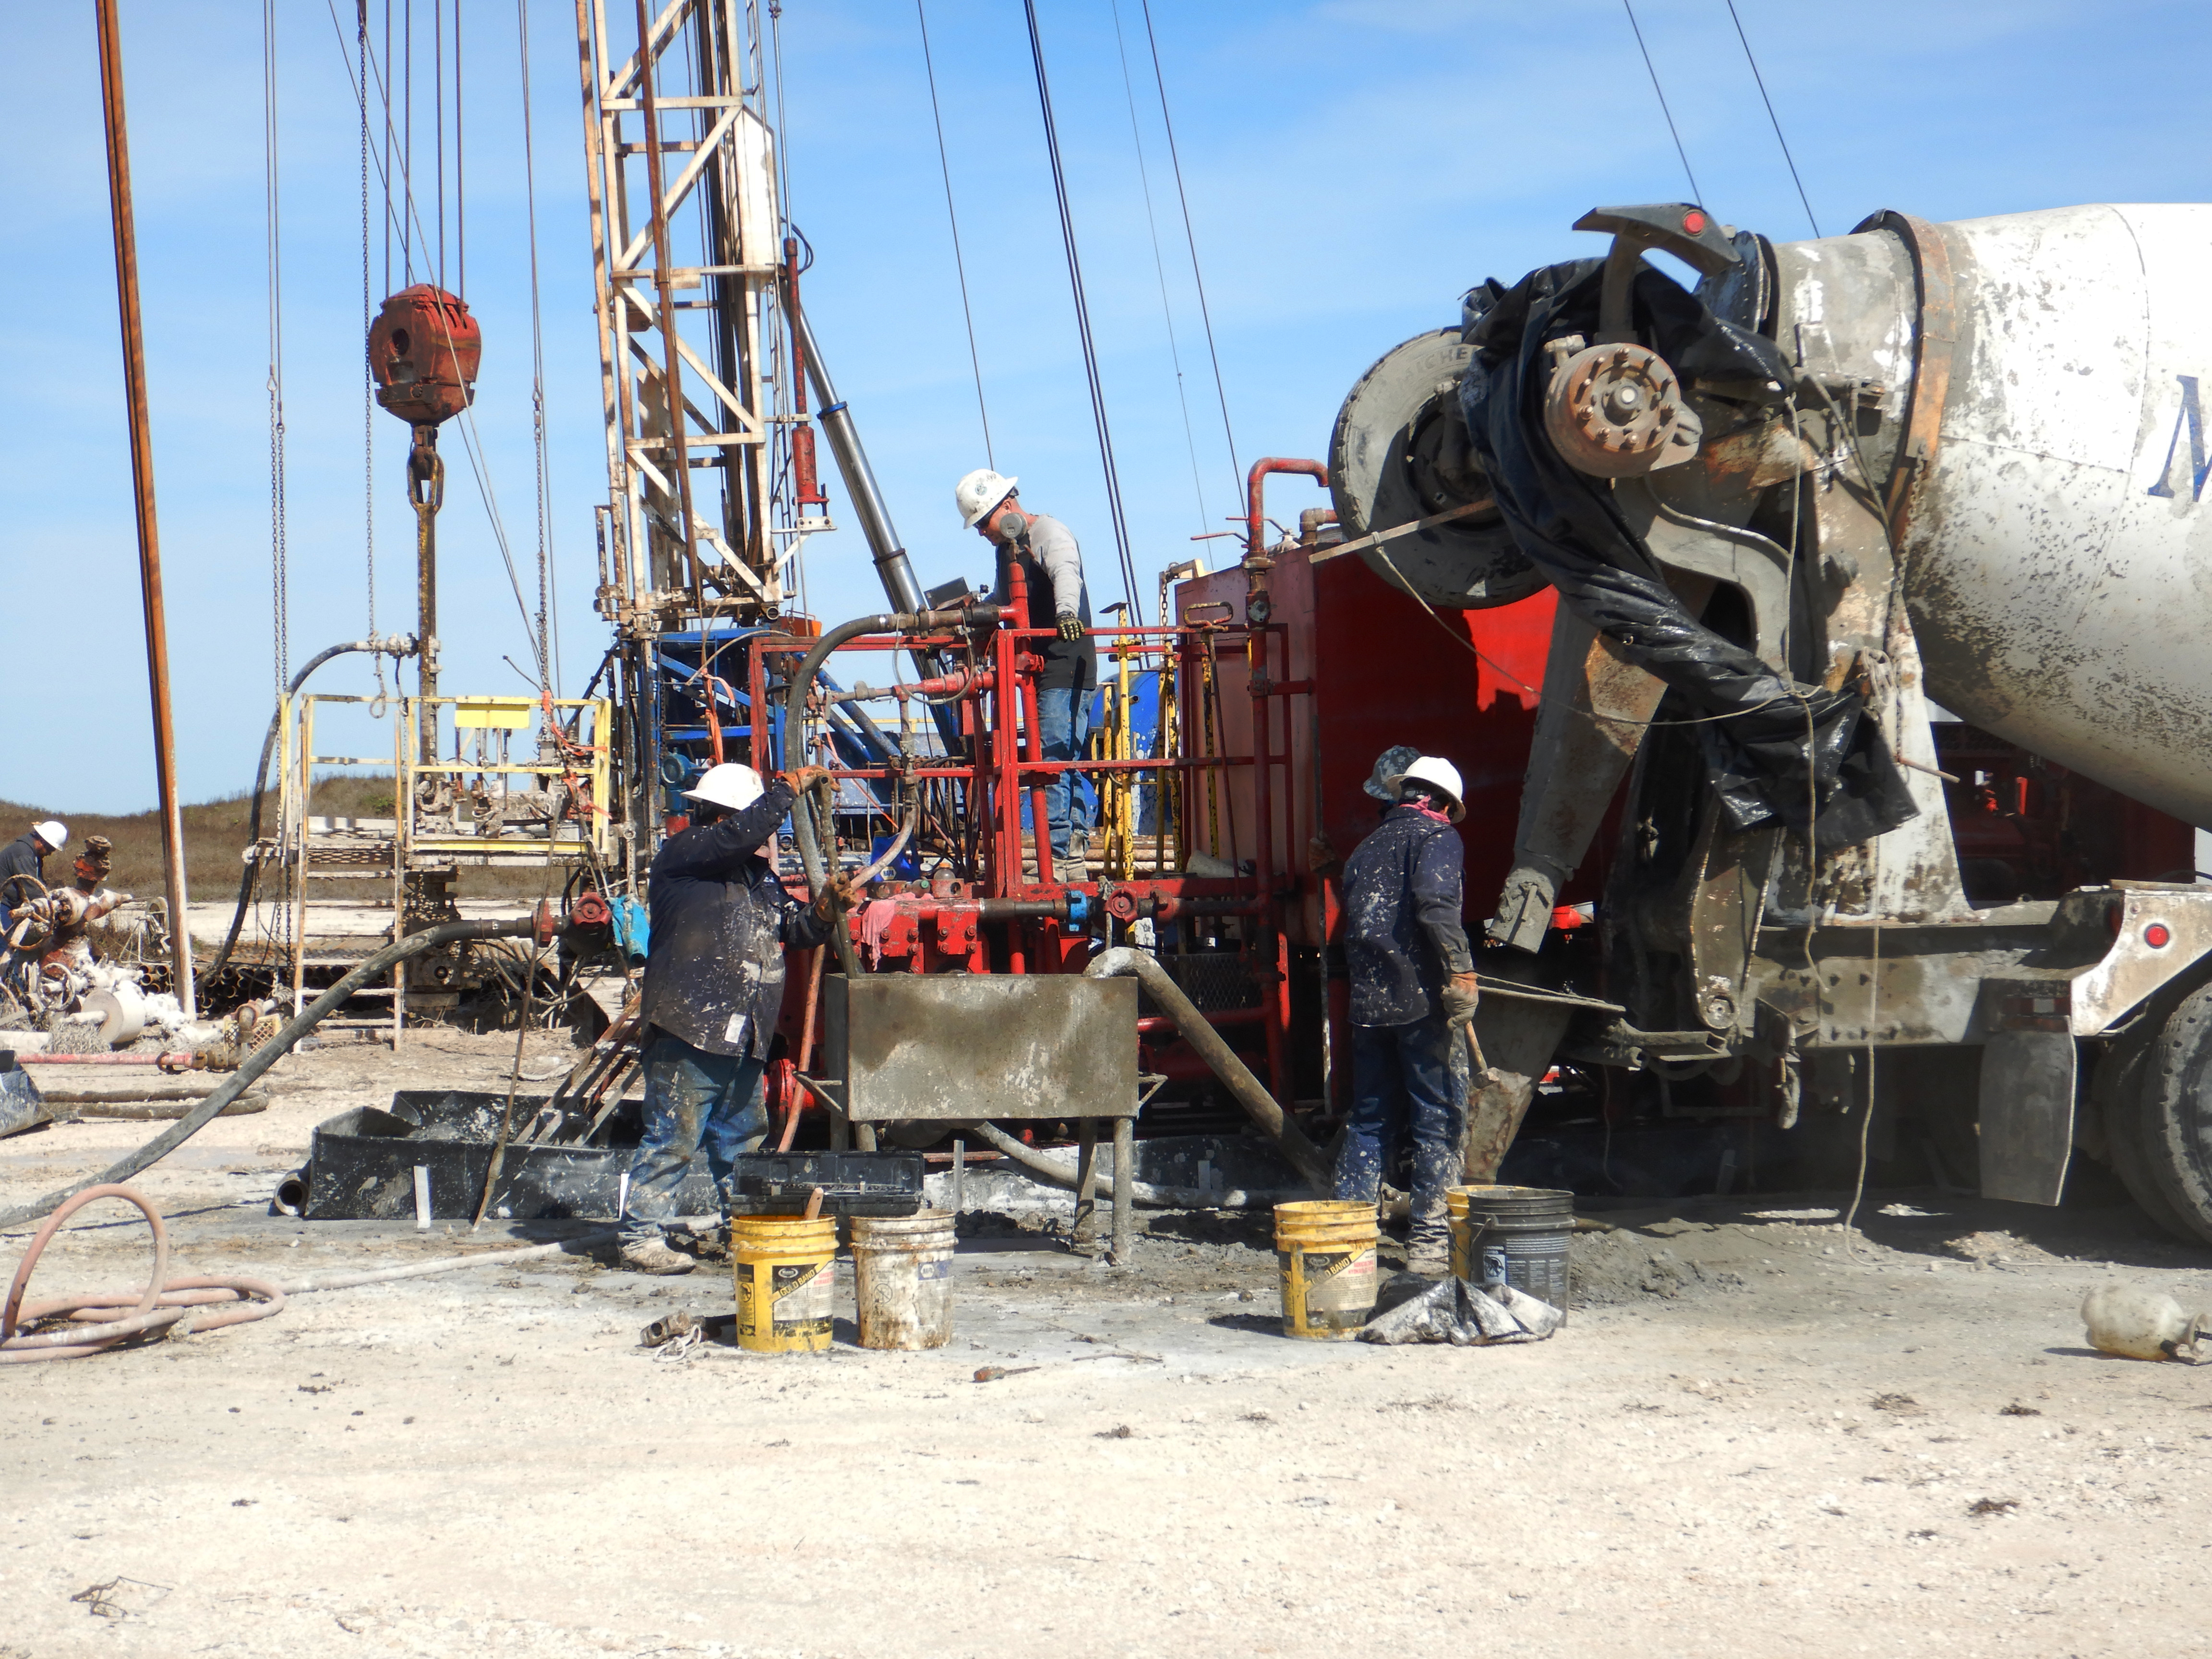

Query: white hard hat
left=683, top=763, right=765, bottom=815
left=33, top=821, right=66, bottom=850
left=956, top=468, right=1018, bottom=529
left=1384, top=757, right=1465, bottom=822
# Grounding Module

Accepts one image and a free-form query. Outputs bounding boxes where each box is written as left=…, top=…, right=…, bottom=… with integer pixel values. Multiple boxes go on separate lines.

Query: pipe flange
left=1543, top=342, right=1702, bottom=477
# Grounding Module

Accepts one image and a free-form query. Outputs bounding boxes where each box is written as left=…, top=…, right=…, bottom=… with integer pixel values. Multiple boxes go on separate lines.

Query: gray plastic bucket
left=1447, top=1184, right=1573, bottom=1310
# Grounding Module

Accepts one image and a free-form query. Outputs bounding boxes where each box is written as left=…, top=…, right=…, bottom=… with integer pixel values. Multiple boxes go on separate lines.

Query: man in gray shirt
left=956, top=469, right=1096, bottom=866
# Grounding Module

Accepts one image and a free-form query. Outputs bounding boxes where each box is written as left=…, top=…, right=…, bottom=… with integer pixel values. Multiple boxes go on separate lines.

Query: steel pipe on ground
left=962, top=1122, right=1310, bottom=1211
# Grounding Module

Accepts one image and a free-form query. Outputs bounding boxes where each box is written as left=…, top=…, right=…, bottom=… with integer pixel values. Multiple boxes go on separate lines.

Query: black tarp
left=1457, top=258, right=1915, bottom=853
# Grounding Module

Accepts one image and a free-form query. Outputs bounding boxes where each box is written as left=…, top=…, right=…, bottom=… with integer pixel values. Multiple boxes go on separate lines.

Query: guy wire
left=915, top=0, right=994, bottom=470
left=1622, top=0, right=1704, bottom=205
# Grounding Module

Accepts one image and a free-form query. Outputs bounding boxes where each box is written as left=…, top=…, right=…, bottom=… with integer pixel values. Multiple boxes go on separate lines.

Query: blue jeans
left=1035, top=685, right=1092, bottom=861
left=621, top=1032, right=768, bottom=1247
left=1334, top=1013, right=1465, bottom=1249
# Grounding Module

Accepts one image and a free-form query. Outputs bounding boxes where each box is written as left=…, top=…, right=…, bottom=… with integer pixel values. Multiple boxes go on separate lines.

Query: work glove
left=783, top=765, right=832, bottom=794
left=1057, top=613, right=1085, bottom=642
left=812, top=872, right=855, bottom=920
left=1441, top=971, right=1481, bottom=1027
left=1307, top=832, right=1339, bottom=873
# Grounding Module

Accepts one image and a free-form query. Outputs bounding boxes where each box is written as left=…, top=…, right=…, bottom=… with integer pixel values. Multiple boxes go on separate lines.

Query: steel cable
left=1021, top=0, right=1142, bottom=615
left=263, top=0, right=291, bottom=702
left=1108, top=0, right=1209, bottom=540
left=1723, top=0, right=1820, bottom=237
left=1622, top=0, right=1704, bottom=205
left=516, top=0, right=553, bottom=693
left=1136, top=1, right=1240, bottom=500
left=914, top=0, right=994, bottom=469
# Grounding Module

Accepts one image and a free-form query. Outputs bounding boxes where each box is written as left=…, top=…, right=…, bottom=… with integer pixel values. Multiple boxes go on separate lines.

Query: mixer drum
left=1886, top=203, right=2212, bottom=831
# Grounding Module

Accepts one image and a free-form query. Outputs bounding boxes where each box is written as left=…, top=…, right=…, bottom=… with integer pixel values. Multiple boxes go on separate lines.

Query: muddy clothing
left=1341, top=803, right=1474, bottom=1027
left=620, top=1034, right=769, bottom=1247
left=995, top=514, right=1095, bottom=693
left=637, top=779, right=833, bottom=1060
left=0, top=835, right=47, bottom=936
left=1334, top=1014, right=1465, bottom=1255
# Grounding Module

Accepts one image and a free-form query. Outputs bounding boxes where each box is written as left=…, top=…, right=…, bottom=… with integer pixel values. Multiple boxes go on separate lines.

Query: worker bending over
left=0, top=820, right=66, bottom=939
left=621, top=761, right=842, bottom=1275
left=957, top=468, right=1096, bottom=866
left=1335, top=756, right=1480, bottom=1274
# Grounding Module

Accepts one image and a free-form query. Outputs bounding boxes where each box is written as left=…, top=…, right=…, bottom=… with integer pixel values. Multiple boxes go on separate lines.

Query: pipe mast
left=94, top=0, right=194, bottom=1015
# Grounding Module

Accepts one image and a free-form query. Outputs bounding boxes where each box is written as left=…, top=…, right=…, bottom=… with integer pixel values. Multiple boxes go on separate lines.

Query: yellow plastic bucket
left=1273, top=1200, right=1379, bottom=1340
left=731, top=1214, right=839, bottom=1353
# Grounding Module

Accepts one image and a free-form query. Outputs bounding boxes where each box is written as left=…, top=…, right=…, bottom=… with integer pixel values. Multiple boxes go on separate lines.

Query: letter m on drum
left=2149, top=374, right=2212, bottom=500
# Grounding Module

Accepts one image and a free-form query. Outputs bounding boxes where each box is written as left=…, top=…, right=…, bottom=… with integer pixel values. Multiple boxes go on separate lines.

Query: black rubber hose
left=783, top=607, right=999, bottom=979
left=0, top=918, right=532, bottom=1231
left=206, top=637, right=416, bottom=985
left=1083, top=946, right=1334, bottom=1190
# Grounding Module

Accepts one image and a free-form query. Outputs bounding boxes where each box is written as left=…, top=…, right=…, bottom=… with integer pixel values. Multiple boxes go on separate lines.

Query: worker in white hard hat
left=955, top=469, right=1097, bottom=865
left=621, top=760, right=848, bottom=1274
left=0, top=821, right=67, bottom=942
left=1334, top=756, right=1481, bottom=1274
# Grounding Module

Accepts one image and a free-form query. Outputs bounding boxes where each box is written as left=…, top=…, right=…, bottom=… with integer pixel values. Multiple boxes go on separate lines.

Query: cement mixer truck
left=1327, top=201, right=2212, bottom=1243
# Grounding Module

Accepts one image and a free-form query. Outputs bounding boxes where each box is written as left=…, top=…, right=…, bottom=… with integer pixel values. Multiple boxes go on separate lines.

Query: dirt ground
left=6, top=1031, right=2212, bottom=1658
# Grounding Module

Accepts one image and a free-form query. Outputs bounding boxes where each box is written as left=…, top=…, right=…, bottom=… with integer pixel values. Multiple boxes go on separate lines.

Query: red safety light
left=1682, top=208, right=1708, bottom=235
left=2145, top=922, right=2173, bottom=949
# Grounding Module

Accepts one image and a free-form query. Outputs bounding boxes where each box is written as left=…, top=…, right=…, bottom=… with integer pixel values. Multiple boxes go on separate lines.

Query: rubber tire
left=1327, top=328, right=1543, bottom=610
left=2098, top=1025, right=2201, bottom=1243
left=2130, top=980, right=2212, bottom=1247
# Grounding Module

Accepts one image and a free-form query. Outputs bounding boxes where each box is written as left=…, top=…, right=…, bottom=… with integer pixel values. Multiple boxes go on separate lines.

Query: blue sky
left=4, top=0, right=2208, bottom=814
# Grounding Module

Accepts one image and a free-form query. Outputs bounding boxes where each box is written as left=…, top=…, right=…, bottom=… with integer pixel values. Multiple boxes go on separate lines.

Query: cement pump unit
left=1328, top=200, right=2212, bottom=1244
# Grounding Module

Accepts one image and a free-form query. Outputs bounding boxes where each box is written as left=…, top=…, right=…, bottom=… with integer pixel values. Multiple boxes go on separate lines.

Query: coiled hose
left=1, top=1180, right=615, bottom=1364
left=0, top=917, right=539, bottom=1232
left=0, top=1184, right=282, bottom=1362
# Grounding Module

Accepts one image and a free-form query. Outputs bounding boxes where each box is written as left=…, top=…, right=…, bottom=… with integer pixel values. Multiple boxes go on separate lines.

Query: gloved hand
left=783, top=765, right=832, bottom=794
left=1307, top=832, right=1339, bottom=873
left=1057, top=613, right=1085, bottom=642
left=812, top=871, right=855, bottom=919
left=1441, top=971, right=1481, bottom=1027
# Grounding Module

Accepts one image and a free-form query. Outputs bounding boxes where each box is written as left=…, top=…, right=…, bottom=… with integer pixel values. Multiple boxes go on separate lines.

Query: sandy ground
left=6, top=1032, right=2212, bottom=1658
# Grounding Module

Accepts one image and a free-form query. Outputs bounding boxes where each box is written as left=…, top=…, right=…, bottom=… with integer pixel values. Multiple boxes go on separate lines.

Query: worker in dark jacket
left=0, top=820, right=66, bottom=940
left=621, top=762, right=842, bottom=1274
left=958, top=469, right=1096, bottom=864
left=1335, top=757, right=1480, bottom=1273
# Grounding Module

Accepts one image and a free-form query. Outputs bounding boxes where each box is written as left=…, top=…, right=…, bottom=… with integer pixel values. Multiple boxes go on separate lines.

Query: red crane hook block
left=368, top=285, right=482, bottom=428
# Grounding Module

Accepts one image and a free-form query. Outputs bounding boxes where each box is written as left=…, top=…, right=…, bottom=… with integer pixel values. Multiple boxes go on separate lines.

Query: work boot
left=1404, top=1226, right=1452, bottom=1277
left=619, top=1237, right=696, bottom=1276
left=675, top=1228, right=729, bottom=1263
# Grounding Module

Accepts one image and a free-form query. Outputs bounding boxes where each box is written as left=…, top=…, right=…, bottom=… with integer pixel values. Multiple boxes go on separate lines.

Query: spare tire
left=1328, top=327, right=1542, bottom=610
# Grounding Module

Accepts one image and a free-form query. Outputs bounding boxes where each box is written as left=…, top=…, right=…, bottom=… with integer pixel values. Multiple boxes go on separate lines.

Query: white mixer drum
left=1899, top=204, right=2212, bottom=830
